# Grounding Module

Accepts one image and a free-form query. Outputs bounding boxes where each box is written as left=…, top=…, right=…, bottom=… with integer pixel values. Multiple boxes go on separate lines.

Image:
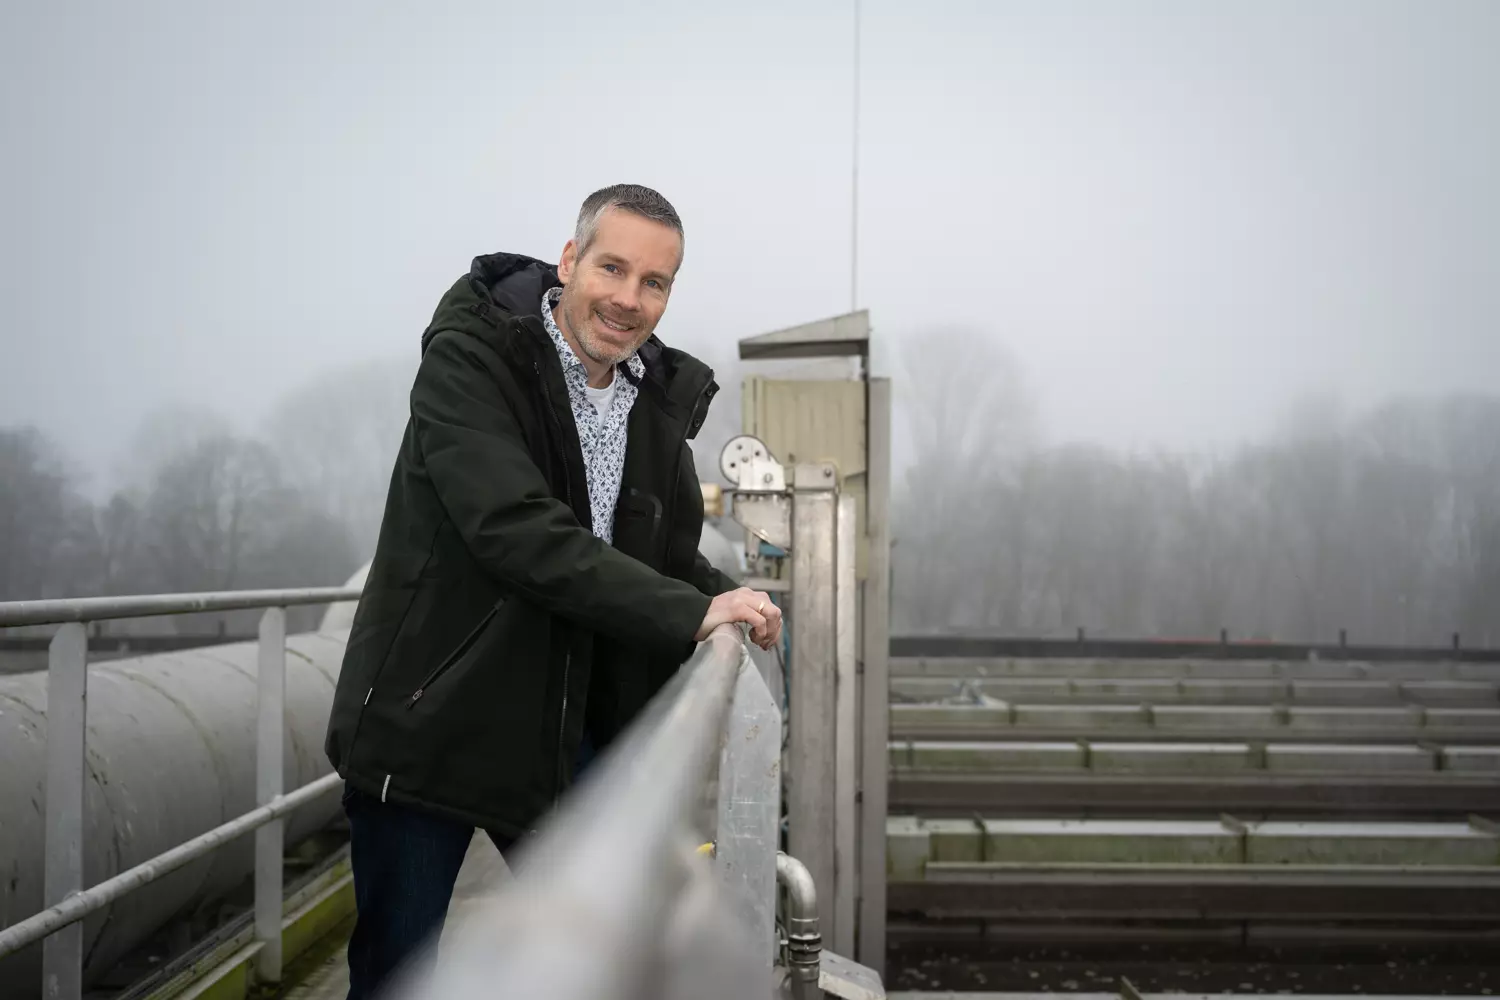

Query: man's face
left=556, top=208, right=680, bottom=370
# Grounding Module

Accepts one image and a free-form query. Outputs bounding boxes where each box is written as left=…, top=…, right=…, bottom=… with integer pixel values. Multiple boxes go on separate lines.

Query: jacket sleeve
left=411, top=330, right=712, bottom=648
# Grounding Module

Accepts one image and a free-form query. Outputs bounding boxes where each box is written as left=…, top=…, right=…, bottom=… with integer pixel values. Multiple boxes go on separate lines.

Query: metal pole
left=776, top=853, right=822, bottom=1000
left=714, top=653, right=782, bottom=969
left=403, top=628, right=746, bottom=1000
left=833, top=494, right=859, bottom=956
left=0, top=586, right=360, bottom=628
left=857, top=376, right=893, bottom=973
left=789, top=474, right=838, bottom=944
left=255, top=607, right=286, bottom=982
left=850, top=0, right=861, bottom=313
left=43, top=622, right=88, bottom=1000
left=0, top=773, right=342, bottom=959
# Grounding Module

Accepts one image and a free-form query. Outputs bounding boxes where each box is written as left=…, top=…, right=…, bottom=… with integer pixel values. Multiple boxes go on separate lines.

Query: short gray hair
left=574, top=183, right=684, bottom=264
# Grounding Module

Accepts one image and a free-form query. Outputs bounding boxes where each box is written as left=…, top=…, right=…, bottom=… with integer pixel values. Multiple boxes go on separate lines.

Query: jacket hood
left=420, top=252, right=557, bottom=354
left=419, top=251, right=719, bottom=429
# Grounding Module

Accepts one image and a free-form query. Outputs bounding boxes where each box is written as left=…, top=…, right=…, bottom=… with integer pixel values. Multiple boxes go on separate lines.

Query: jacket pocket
left=614, top=488, right=665, bottom=564
left=405, top=600, right=502, bottom=708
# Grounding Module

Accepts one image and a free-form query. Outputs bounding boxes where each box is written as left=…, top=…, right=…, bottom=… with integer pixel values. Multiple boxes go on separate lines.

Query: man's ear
left=558, top=239, right=579, bottom=284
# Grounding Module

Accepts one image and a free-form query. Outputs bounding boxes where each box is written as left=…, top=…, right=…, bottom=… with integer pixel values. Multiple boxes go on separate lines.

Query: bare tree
left=891, top=382, right=1500, bottom=647
left=92, top=493, right=143, bottom=595
left=132, top=434, right=280, bottom=592
left=892, top=329, right=1036, bottom=632
left=262, top=358, right=413, bottom=559
left=0, top=427, right=97, bottom=600
left=132, top=432, right=355, bottom=591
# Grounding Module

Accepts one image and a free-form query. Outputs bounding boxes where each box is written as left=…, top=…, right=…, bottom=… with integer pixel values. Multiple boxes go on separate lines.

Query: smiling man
left=324, top=184, right=781, bottom=999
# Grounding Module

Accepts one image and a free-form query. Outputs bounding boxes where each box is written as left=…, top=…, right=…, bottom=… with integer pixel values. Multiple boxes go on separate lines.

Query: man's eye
left=646, top=279, right=661, bottom=289
left=603, top=263, right=619, bottom=274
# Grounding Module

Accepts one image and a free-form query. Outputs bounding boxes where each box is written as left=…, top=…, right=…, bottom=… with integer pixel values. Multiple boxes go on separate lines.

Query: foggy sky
left=3, top=0, right=1498, bottom=494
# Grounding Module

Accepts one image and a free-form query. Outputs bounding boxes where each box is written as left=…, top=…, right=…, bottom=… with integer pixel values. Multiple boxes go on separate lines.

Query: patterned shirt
left=540, top=286, right=644, bottom=544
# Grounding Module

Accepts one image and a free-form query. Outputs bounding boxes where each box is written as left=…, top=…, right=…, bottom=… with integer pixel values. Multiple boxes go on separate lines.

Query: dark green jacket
left=324, top=251, right=736, bottom=838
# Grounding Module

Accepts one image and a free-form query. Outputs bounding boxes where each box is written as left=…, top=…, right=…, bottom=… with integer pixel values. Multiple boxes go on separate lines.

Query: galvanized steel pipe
left=0, top=587, right=361, bottom=628
left=0, top=772, right=343, bottom=958
left=776, top=852, right=822, bottom=1000
left=398, top=626, right=748, bottom=1000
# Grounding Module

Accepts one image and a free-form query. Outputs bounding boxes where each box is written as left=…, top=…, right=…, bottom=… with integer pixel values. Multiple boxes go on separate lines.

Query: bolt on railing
left=0, top=586, right=361, bottom=999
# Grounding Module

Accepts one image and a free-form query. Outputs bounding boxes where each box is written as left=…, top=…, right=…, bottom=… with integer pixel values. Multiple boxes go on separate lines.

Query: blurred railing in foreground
left=394, top=623, right=797, bottom=1000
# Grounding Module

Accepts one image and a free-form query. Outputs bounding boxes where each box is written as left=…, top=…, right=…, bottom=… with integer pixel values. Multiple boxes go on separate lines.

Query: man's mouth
left=595, top=310, right=635, bottom=334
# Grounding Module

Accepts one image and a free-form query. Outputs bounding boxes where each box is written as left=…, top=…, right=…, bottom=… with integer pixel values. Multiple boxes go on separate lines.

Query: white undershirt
left=583, top=372, right=617, bottom=422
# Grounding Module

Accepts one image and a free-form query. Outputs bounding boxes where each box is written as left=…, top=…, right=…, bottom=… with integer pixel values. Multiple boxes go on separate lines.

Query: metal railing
left=1, top=594, right=798, bottom=999
left=0, top=586, right=361, bottom=998
left=393, top=624, right=786, bottom=1000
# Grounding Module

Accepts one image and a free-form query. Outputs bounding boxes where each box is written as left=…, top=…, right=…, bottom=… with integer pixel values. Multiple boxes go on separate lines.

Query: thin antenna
left=850, top=0, right=861, bottom=313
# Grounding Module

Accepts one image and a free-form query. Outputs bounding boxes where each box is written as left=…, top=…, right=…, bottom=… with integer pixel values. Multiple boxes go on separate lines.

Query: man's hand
left=695, top=586, right=783, bottom=651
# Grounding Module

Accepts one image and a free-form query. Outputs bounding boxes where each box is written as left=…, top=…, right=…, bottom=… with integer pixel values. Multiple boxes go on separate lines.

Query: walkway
left=282, top=834, right=511, bottom=999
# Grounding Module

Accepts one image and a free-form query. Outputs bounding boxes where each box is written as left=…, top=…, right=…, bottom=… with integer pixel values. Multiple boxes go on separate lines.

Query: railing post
left=714, top=648, right=782, bottom=971
left=43, top=622, right=88, bottom=1000
left=255, top=607, right=286, bottom=983
left=857, top=376, right=892, bottom=973
left=832, top=494, right=858, bottom=957
left=789, top=466, right=839, bottom=948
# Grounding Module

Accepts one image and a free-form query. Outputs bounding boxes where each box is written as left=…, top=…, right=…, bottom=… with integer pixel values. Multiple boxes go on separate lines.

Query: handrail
left=0, top=583, right=363, bottom=998
left=396, top=624, right=779, bottom=1000
left=0, top=586, right=362, bottom=628
left=3, top=586, right=788, bottom=1000
left=0, top=773, right=343, bottom=957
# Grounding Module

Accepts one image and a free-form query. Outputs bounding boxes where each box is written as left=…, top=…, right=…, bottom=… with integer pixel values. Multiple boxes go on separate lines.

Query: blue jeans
left=343, top=731, right=596, bottom=999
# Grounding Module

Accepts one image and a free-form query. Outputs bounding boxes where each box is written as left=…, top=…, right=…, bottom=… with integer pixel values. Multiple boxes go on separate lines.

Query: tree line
left=4, top=336, right=1497, bottom=649
left=0, top=359, right=414, bottom=614
left=890, top=332, right=1500, bottom=647
left=0, top=424, right=361, bottom=606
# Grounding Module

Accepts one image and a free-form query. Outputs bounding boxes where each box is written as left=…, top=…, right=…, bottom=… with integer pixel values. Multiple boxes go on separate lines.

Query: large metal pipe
left=0, top=621, right=352, bottom=998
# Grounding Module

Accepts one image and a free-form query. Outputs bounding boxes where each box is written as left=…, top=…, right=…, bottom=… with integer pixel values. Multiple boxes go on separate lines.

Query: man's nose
left=611, top=283, right=642, bottom=312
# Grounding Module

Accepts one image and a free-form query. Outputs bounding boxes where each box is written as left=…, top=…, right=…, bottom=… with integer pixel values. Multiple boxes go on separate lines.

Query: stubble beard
left=560, top=287, right=638, bottom=368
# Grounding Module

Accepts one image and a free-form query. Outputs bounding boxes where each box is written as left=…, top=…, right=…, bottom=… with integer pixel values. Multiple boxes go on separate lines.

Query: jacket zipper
left=555, top=647, right=572, bottom=800
left=405, top=603, right=500, bottom=708
left=535, top=359, right=580, bottom=801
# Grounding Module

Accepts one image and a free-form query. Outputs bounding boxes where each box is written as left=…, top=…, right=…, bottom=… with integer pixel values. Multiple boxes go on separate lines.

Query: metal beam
left=789, top=482, right=838, bottom=945
left=715, top=655, right=782, bottom=970
left=833, top=495, right=859, bottom=957
left=889, top=866, right=1500, bottom=920
left=890, top=634, right=1500, bottom=664
left=888, top=723, right=1500, bottom=745
left=888, top=772, right=1500, bottom=817
left=737, top=311, right=870, bottom=362
left=0, top=587, right=361, bottom=628
left=42, top=623, right=87, bottom=1000
left=254, top=608, right=286, bottom=983
left=857, top=377, right=892, bottom=973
